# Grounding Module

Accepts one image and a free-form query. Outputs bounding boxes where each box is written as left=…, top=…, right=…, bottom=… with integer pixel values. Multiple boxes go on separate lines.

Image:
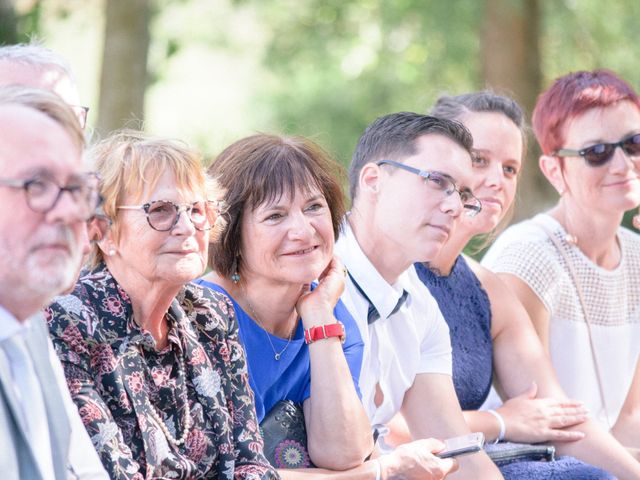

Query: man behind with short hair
left=0, top=42, right=88, bottom=127
left=335, top=112, right=502, bottom=478
left=0, top=99, right=108, bottom=478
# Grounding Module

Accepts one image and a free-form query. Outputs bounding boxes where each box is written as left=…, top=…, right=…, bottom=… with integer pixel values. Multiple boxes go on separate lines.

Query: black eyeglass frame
left=0, top=172, right=101, bottom=219
left=554, top=133, right=640, bottom=167
left=70, top=105, right=90, bottom=129
left=376, top=159, right=482, bottom=217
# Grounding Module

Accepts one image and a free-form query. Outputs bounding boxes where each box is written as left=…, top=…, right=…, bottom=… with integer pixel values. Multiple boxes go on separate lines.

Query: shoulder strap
left=535, top=219, right=611, bottom=429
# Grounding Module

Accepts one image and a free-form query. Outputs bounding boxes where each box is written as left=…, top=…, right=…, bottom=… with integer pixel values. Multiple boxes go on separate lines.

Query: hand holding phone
left=436, top=432, right=485, bottom=459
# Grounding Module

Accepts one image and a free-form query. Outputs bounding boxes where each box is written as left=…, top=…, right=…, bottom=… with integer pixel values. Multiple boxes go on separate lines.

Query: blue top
left=194, top=278, right=364, bottom=422
left=414, top=257, right=493, bottom=410
left=415, top=258, right=615, bottom=480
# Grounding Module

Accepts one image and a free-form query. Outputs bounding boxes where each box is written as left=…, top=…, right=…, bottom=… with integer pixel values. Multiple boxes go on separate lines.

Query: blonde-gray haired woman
left=46, top=130, right=278, bottom=480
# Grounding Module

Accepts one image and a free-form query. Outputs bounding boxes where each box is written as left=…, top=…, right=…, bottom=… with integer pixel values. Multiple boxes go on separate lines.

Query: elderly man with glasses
left=0, top=43, right=110, bottom=293
left=334, top=112, right=503, bottom=479
left=0, top=94, right=107, bottom=479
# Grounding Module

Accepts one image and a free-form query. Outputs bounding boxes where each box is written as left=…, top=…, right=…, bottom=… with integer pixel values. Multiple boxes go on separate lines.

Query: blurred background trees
left=96, top=0, right=150, bottom=133
left=1, top=0, right=639, bottom=222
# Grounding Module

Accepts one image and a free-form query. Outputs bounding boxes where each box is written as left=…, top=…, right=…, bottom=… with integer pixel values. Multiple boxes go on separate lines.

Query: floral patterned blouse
left=45, top=264, right=279, bottom=480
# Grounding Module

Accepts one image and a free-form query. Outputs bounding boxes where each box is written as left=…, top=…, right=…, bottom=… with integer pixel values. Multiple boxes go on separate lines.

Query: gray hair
left=0, top=42, right=77, bottom=86
left=0, top=86, right=85, bottom=150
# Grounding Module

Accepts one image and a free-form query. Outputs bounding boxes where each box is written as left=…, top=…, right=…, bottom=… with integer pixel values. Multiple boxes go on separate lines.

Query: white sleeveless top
left=482, top=213, right=640, bottom=428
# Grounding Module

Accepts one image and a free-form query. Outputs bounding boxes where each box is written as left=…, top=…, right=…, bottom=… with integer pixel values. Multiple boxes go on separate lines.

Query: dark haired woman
left=196, top=134, right=372, bottom=471
left=46, top=131, right=278, bottom=479
left=196, top=133, right=460, bottom=479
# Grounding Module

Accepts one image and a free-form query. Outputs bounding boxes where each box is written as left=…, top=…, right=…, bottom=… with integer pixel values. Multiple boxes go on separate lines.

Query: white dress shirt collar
left=339, top=220, right=411, bottom=320
left=335, top=219, right=453, bottom=425
left=0, top=304, right=29, bottom=343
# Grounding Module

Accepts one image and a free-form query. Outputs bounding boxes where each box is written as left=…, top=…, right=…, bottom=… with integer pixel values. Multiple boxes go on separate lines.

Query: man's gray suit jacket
left=0, top=314, right=72, bottom=480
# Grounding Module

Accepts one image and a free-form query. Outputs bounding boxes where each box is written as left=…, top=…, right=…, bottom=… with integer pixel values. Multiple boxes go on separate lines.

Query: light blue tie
left=3, top=333, right=55, bottom=480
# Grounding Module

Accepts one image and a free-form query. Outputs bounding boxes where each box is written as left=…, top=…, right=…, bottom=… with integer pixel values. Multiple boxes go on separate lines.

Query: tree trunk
left=0, top=0, right=18, bottom=45
left=96, top=0, right=150, bottom=136
left=481, top=0, right=554, bottom=221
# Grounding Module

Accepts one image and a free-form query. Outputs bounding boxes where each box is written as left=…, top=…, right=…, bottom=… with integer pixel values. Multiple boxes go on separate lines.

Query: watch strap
left=304, top=322, right=346, bottom=344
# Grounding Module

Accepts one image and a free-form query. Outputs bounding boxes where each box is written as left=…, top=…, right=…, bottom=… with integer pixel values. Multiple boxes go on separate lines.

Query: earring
left=108, top=248, right=116, bottom=256
left=633, top=208, right=640, bottom=230
left=230, top=256, right=240, bottom=284
left=557, top=187, right=564, bottom=196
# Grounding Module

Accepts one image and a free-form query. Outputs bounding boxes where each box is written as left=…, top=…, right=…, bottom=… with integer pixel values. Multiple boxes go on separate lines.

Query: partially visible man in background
left=0, top=42, right=88, bottom=127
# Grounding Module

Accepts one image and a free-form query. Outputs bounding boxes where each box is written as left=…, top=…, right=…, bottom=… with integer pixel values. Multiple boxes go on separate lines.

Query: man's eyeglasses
left=87, top=203, right=112, bottom=243
left=377, top=160, right=482, bottom=217
left=117, top=200, right=221, bottom=232
left=70, top=105, right=89, bottom=129
left=554, top=133, right=640, bottom=167
left=0, top=172, right=101, bottom=220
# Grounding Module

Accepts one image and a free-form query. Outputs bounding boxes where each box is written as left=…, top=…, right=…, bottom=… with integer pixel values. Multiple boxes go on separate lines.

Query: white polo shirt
left=334, top=222, right=452, bottom=426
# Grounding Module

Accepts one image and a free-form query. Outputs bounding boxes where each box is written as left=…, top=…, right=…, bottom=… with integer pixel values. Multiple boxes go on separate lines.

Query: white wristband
left=372, top=459, right=381, bottom=480
left=487, top=409, right=506, bottom=444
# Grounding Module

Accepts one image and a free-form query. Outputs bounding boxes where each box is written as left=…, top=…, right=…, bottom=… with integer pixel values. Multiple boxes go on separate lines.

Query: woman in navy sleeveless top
left=416, top=259, right=611, bottom=479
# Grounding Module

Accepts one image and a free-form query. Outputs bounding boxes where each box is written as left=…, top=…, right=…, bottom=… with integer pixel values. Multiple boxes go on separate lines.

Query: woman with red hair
left=483, top=69, right=640, bottom=462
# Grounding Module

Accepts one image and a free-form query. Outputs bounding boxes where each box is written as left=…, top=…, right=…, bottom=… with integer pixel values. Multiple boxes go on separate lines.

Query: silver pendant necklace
left=241, top=286, right=294, bottom=361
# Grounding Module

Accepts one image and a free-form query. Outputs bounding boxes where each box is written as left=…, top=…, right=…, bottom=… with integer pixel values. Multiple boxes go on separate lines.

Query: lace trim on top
left=484, top=213, right=640, bottom=327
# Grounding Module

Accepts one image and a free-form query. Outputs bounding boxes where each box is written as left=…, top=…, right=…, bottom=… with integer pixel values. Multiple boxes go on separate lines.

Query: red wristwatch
left=304, top=321, right=346, bottom=344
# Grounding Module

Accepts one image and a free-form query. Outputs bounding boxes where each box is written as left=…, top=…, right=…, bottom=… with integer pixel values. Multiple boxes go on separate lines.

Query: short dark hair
left=348, top=112, right=473, bottom=200
left=207, top=133, right=346, bottom=278
left=430, top=90, right=526, bottom=148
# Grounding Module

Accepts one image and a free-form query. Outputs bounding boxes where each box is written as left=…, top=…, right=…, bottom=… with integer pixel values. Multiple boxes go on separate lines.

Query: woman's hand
left=296, top=256, right=346, bottom=327
left=379, top=439, right=458, bottom=480
left=497, top=382, right=589, bottom=443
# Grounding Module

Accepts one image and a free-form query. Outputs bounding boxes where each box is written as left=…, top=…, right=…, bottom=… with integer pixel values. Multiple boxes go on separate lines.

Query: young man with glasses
left=335, top=112, right=502, bottom=479
left=0, top=100, right=107, bottom=478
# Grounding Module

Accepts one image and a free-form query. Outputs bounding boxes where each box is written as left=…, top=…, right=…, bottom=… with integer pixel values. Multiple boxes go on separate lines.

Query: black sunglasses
left=554, top=133, right=640, bottom=167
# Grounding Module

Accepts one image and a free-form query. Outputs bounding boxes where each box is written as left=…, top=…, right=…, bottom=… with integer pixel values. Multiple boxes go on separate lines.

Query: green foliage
left=242, top=0, right=482, bottom=165
left=227, top=0, right=640, bottom=173
left=542, top=0, right=640, bottom=89
left=16, top=0, right=43, bottom=42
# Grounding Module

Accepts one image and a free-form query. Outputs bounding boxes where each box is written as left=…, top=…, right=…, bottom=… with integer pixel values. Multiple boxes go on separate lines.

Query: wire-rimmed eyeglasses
left=0, top=172, right=101, bottom=220
left=377, top=159, right=482, bottom=217
left=70, top=105, right=89, bottom=129
left=117, top=199, right=221, bottom=232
